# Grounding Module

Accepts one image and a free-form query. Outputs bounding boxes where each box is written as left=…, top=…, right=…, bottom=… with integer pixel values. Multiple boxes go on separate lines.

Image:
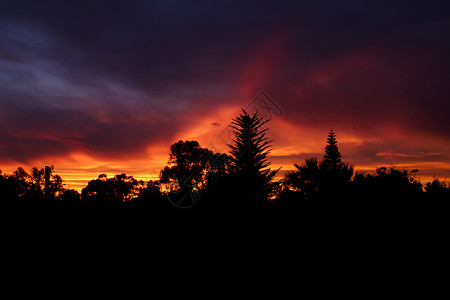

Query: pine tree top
left=227, top=109, right=277, bottom=180
left=326, top=128, right=337, bottom=142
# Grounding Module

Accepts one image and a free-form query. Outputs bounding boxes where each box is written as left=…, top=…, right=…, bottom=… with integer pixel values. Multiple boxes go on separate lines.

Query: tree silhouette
left=132, top=180, right=171, bottom=210
left=59, top=189, right=81, bottom=202
left=160, top=140, right=227, bottom=190
left=226, top=109, right=278, bottom=206
left=322, top=129, right=342, bottom=171
left=13, top=167, right=34, bottom=200
left=424, top=179, right=450, bottom=200
left=39, top=166, right=64, bottom=200
left=284, top=158, right=321, bottom=200
left=0, top=166, right=75, bottom=205
left=160, top=140, right=227, bottom=208
left=81, top=173, right=142, bottom=205
left=281, top=129, right=353, bottom=201
left=320, top=130, right=353, bottom=196
left=351, top=167, right=423, bottom=201
left=160, top=141, right=203, bottom=190
left=138, top=180, right=162, bottom=199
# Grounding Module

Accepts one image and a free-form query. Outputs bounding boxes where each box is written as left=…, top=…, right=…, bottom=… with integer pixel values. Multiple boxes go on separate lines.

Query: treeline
left=1, top=109, right=449, bottom=209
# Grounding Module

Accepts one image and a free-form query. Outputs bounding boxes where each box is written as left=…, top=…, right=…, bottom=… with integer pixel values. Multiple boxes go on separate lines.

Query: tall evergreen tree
left=323, top=129, right=342, bottom=171
left=227, top=109, right=278, bottom=205
left=321, top=129, right=354, bottom=194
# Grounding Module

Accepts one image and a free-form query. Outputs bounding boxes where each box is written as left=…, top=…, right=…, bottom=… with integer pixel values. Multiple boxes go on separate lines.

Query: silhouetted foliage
left=159, top=140, right=227, bottom=208
left=81, top=173, right=142, bottom=205
left=320, top=130, right=354, bottom=193
left=138, top=180, right=162, bottom=199
left=59, top=189, right=81, bottom=202
left=424, top=179, right=450, bottom=200
left=322, top=129, right=342, bottom=170
left=221, top=109, right=278, bottom=208
left=425, top=178, right=449, bottom=196
left=351, top=167, right=423, bottom=201
left=280, top=130, right=353, bottom=202
left=160, top=141, right=227, bottom=190
left=283, top=158, right=321, bottom=200
left=130, top=180, right=170, bottom=209
left=0, top=166, right=80, bottom=207
left=160, top=141, right=203, bottom=191
left=0, top=166, right=73, bottom=204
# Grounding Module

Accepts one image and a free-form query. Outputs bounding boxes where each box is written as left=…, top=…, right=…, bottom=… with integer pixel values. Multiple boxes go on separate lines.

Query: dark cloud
left=0, top=96, right=178, bottom=162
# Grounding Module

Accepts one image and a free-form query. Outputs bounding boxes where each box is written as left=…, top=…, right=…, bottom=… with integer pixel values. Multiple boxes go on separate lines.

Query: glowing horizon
left=1, top=118, right=449, bottom=192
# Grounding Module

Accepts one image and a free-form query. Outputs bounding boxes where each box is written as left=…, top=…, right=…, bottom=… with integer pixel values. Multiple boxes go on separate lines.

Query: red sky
left=1, top=1, right=449, bottom=190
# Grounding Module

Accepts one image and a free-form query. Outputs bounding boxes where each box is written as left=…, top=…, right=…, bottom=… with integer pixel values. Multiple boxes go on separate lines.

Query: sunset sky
left=1, top=0, right=449, bottom=190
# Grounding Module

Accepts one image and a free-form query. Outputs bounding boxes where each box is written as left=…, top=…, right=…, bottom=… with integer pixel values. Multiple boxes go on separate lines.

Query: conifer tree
left=322, top=129, right=342, bottom=171
left=227, top=109, right=278, bottom=205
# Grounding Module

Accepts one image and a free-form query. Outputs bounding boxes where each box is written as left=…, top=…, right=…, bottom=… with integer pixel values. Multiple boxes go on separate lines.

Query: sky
left=1, top=0, right=449, bottom=190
